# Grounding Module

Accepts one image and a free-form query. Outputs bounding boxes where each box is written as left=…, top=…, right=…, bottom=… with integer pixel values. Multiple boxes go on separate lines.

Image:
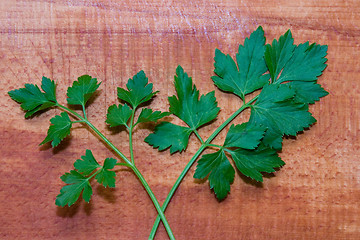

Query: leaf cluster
left=146, top=26, right=328, bottom=200
left=56, top=150, right=117, bottom=207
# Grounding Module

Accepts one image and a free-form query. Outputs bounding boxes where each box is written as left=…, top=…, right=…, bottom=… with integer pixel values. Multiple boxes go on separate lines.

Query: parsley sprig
left=9, top=71, right=175, bottom=239
left=147, top=26, right=328, bottom=239
left=8, top=26, right=328, bottom=239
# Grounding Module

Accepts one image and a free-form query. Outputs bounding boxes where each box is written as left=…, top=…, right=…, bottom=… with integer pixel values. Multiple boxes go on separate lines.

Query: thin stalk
left=131, top=166, right=176, bottom=240
left=193, top=129, right=204, bottom=144
left=205, top=143, right=223, bottom=149
left=57, top=104, right=131, bottom=165
left=129, top=108, right=136, bottom=164
left=56, top=103, right=175, bottom=239
left=149, top=96, right=258, bottom=239
left=82, top=104, right=87, bottom=119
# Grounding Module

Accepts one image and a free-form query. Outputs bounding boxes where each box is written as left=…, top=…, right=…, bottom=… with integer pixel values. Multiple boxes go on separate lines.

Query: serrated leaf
left=249, top=84, right=315, bottom=150
left=265, top=29, right=295, bottom=82
left=41, top=76, right=57, bottom=102
left=229, top=145, right=285, bottom=182
left=106, top=103, right=132, bottom=127
left=136, top=108, right=170, bottom=124
left=8, top=77, right=57, bottom=118
left=74, top=150, right=100, bottom=175
left=67, top=75, right=100, bottom=106
left=212, top=26, right=270, bottom=99
left=95, top=158, right=117, bottom=188
left=276, top=43, right=328, bottom=83
left=117, top=70, right=158, bottom=108
left=194, top=150, right=235, bottom=200
left=287, top=81, right=329, bottom=104
left=40, top=112, right=72, bottom=147
left=224, top=122, right=266, bottom=149
left=145, top=122, right=192, bottom=154
left=55, top=170, right=92, bottom=207
left=168, top=66, right=220, bottom=129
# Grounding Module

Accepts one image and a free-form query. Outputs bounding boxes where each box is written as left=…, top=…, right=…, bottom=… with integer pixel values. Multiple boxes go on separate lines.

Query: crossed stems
left=148, top=96, right=258, bottom=239
left=55, top=94, right=257, bottom=240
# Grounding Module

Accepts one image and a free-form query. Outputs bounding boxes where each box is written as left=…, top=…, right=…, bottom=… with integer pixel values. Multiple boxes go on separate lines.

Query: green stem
left=57, top=103, right=175, bottom=239
left=115, top=162, right=131, bottom=167
left=129, top=108, right=136, bottom=164
left=148, top=96, right=258, bottom=239
left=82, top=104, right=87, bottom=119
left=193, top=129, right=204, bottom=144
left=57, top=104, right=131, bottom=165
left=205, top=143, right=223, bottom=149
left=131, top=165, right=176, bottom=240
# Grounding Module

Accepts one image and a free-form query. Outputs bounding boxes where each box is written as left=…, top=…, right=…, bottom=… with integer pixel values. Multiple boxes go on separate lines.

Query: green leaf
left=229, top=145, right=285, bottom=182
left=40, top=112, right=72, bottom=147
left=265, top=29, right=295, bottom=82
left=95, top=158, right=117, bottom=188
left=105, top=104, right=132, bottom=127
left=145, top=122, right=192, bottom=154
left=41, top=76, right=57, bottom=102
left=55, top=170, right=92, bottom=207
left=287, top=81, right=329, bottom=104
left=136, top=108, right=170, bottom=124
left=224, top=122, right=266, bottom=149
left=276, top=43, right=328, bottom=83
left=74, top=150, right=100, bottom=175
left=249, top=84, right=316, bottom=150
left=117, top=70, right=158, bottom=108
left=194, top=150, right=235, bottom=200
left=8, top=76, right=57, bottom=118
left=168, top=66, right=220, bottom=129
left=67, top=75, right=101, bottom=106
left=212, top=26, right=270, bottom=99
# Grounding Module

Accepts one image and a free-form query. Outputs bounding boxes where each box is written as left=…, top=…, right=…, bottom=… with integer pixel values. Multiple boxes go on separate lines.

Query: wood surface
left=0, top=0, right=359, bottom=239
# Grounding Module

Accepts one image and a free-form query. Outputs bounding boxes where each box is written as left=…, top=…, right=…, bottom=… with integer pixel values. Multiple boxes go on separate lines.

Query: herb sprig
left=8, top=26, right=328, bottom=239
left=146, top=26, right=328, bottom=238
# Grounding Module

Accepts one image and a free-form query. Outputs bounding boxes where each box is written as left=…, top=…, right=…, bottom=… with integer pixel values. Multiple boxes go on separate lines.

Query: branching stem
left=148, top=95, right=258, bottom=239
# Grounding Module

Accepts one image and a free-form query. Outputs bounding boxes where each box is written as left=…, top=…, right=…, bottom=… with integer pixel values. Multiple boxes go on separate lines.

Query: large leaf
left=249, top=84, right=315, bottom=150
left=168, top=66, right=220, bottom=129
left=229, top=145, right=285, bottom=182
left=8, top=76, right=57, bottom=118
left=67, top=75, right=100, bottom=106
left=212, top=26, right=270, bottom=99
left=194, top=150, right=235, bottom=200
left=145, top=122, right=192, bottom=154
left=55, top=170, right=92, bottom=207
left=117, top=70, right=157, bottom=108
left=40, top=112, right=72, bottom=147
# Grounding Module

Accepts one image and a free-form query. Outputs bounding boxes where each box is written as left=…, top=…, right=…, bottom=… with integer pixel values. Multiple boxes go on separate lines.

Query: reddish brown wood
left=0, top=1, right=359, bottom=239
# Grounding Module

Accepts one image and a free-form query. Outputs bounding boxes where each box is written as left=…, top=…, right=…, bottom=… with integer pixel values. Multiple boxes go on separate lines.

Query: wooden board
left=0, top=1, right=359, bottom=239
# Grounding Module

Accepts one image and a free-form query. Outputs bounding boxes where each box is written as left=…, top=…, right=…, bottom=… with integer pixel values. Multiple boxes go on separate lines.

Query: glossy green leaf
left=229, top=145, right=285, bottom=182
left=249, top=84, right=316, bottom=149
left=224, top=122, right=266, bottom=149
left=194, top=150, right=235, bottom=200
left=136, top=108, right=170, bottom=124
left=117, top=70, right=158, bottom=108
left=169, top=66, right=220, bottom=129
left=74, top=150, right=100, bottom=175
left=106, top=103, right=132, bottom=127
left=67, top=75, right=100, bottom=106
left=212, top=26, right=270, bottom=99
left=55, top=170, right=92, bottom=207
left=95, top=158, right=117, bottom=188
left=8, top=76, right=57, bottom=118
left=145, top=122, right=192, bottom=154
left=40, top=112, right=72, bottom=147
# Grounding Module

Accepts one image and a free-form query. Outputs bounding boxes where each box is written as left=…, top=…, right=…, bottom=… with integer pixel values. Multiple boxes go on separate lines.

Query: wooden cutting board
left=0, top=1, right=359, bottom=239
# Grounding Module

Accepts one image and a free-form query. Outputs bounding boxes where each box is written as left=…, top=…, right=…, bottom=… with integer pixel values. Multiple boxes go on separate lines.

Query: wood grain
left=0, top=0, right=359, bottom=239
